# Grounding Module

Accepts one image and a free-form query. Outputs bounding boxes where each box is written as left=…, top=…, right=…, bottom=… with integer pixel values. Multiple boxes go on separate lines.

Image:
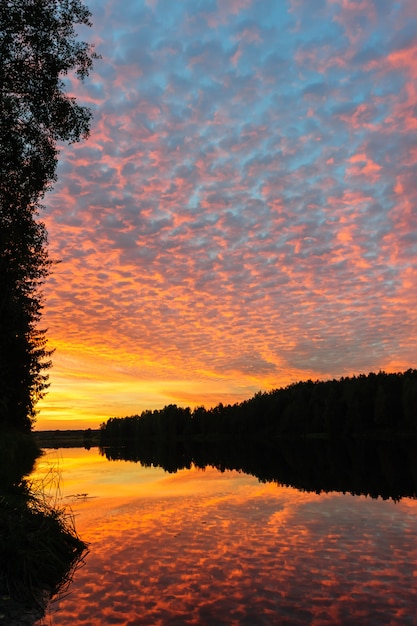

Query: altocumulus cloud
left=40, top=0, right=417, bottom=421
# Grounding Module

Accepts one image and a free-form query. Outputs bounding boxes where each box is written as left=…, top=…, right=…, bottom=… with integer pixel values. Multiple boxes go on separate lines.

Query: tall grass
left=0, top=429, right=88, bottom=623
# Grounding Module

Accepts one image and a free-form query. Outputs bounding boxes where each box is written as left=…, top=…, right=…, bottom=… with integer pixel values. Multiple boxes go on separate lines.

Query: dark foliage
left=100, top=369, right=417, bottom=445
left=0, top=0, right=98, bottom=429
left=0, top=429, right=88, bottom=622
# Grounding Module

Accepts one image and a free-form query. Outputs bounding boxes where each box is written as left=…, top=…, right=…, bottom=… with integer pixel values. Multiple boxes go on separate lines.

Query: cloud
left=37, top=0, right=417, bottom=425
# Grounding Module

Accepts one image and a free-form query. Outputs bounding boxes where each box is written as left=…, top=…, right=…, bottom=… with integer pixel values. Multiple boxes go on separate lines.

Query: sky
left=36, top=0, right=417, bottom=429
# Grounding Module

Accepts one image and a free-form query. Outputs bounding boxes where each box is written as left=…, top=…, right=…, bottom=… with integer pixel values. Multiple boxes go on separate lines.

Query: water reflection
left=34, top=446, right=417, bottom=625
left=100, top=437, right=417, bottom=501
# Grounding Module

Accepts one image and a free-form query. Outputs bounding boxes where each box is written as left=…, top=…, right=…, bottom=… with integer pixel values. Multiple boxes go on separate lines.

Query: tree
left=0, top=0, right=98, bottom=429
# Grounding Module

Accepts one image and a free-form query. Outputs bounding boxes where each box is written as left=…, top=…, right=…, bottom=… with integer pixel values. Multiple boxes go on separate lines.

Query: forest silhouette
left=101, top=369, right=417, bottom=442
left=99, top=369, right=417, bottom=501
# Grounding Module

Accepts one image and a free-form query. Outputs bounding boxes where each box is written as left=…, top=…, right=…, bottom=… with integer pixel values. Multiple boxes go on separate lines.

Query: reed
left=0, top=429, right=88, bottom=623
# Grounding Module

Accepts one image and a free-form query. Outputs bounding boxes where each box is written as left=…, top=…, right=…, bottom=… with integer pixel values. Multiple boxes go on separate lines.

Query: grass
left=0, top=490, right=87, bottom=598
left=0, top=429, right=88, bottom=623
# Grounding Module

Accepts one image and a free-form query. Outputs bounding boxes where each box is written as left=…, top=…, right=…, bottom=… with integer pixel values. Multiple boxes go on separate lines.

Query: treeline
left=100, top=369, right=417, bottom=443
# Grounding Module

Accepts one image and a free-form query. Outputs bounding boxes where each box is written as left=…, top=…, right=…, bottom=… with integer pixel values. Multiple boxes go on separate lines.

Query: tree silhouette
left=100, top=370, right=417, bottom=444
left=0, top=0, right=98, bottom=429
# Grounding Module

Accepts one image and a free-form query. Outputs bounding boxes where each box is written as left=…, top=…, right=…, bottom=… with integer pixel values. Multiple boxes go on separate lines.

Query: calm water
left=32, top=447, right=417, bottom=626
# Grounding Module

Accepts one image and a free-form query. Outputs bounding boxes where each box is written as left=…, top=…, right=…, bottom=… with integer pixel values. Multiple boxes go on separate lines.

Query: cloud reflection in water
left=36, top=449, right=417, bottom=625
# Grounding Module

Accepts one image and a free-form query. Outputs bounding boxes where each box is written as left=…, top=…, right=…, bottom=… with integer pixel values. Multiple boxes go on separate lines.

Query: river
left=32, top=446, right=417, bottom=625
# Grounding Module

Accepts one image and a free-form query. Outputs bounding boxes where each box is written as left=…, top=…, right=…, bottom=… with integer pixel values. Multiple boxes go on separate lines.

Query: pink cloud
left=35, top=0, right=417, bottom=427
left=328, top=0, right=378, bottom=43
left=206, top=0, right=253, bottom=27
left=346, top=152, right=382, bottom=182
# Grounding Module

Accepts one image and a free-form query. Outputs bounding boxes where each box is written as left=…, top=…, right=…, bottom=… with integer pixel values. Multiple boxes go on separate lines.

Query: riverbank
left=33, top=429, right=100, bottom=448
left=0, top=429, right=88, bottom=624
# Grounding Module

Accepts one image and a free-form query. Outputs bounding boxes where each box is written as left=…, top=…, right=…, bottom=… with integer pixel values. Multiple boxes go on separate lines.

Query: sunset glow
left=37, top=0, right=417, bottom=428
left=33, top=449, right=417, bottom=625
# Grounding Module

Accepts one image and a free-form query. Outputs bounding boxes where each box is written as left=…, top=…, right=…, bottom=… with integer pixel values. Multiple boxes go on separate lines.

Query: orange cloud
left=346, top=152, right=382, bottom=182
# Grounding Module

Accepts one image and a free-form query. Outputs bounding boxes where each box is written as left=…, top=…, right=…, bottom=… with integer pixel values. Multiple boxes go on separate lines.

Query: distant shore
left=33, top=429, right=100, bottom=448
